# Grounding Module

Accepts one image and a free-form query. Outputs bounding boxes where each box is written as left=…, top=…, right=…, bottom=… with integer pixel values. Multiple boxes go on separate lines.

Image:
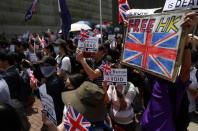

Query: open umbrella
left=70, top=23, right=91, bottom=32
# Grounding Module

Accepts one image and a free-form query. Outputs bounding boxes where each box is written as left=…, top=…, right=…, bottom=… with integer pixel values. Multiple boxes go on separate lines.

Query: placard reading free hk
left=122, top=11, right=186, bottom=82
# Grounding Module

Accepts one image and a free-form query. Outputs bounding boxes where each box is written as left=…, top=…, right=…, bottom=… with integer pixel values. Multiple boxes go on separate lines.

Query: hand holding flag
left=64, top=105, right=91, bottom=131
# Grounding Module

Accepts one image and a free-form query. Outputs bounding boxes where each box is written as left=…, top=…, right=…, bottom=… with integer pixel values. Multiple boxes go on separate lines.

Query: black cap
left=54, top=38, right=66, bottom=45
left=40, top=56, right=57, bottom=66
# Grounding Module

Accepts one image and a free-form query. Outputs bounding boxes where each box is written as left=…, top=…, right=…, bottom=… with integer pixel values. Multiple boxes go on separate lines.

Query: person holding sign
left=39, top=56, right=65, bottom=130
left=105, top=82, right=139, bottom=131
left=140, top=12, right=197, bottom=131
left=76, top=44, right=110, bottom=88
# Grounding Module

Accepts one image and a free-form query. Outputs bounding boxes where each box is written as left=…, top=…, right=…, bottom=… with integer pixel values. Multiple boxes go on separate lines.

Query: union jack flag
left=79, top=29, right=89, bottom=41
left=103, top=64, right=112, bottom=74
left=123, top=32, right=179, bottom=80
left=25, top=0, right=38, bottom=21
left=64, top=105, right=91, bottom=131
left=119, top=0, right=130, bottom=23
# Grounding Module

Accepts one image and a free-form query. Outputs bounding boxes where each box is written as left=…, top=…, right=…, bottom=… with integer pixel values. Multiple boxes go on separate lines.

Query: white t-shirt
left=61, top=56, right=71, bottom=73
left=187, top=67, right=198, bottom=113
left=107, top=82, right=138, bottom=124
left=56, top=55, right=71, bottom=74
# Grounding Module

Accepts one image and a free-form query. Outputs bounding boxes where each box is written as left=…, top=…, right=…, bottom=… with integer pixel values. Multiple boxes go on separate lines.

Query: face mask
left=54, top=47, right=59, bottom=54
left=40, top=66, right=56, bottom=78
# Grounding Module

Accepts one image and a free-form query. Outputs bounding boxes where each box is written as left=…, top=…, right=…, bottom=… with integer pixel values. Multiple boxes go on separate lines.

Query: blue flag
left=25, top=0, right=38, bottom=21
left=58, top=0, right=72, bottom=38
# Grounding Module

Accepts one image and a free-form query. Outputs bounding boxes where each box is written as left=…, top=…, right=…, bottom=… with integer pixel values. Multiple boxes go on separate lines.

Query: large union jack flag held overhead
left=123, top=32, right=179, bottom=80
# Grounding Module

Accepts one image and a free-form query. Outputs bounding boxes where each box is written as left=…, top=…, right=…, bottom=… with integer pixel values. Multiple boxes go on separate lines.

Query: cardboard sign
left=78, top=37, right=99, bottom=52
left=126, top=8, right=162, bottom=17
left=39, top=84, right=57, bottom=125
left=163, top=0, right=198, bottom=12
left=122, top=10, right=187, bottom=82
left=104, top=69, right=127, bottom=84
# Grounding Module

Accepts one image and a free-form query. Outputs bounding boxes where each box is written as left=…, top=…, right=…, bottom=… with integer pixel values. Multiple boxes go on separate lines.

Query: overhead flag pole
left=99, top=0, right=103, bottom=44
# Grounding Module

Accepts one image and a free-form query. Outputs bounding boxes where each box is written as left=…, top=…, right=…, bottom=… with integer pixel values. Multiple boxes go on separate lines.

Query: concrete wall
left=0, top=0, right=60, bottom=36
left=67, top=0, right=112, bottom=23
left=0, top=0, right=112, bottom=37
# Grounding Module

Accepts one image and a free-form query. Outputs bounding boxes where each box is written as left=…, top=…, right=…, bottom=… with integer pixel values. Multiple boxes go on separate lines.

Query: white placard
left=78, top=37, right=99, bottom=52
left=163, top=0, right=198, bottom=11
left=108, top=35, right=116, bottom=41
left=10, top=45, right=15, bottom=52
left=104, top=69, right=127, bottom=83
left=29, top=53, right=38, bottom=63
left=39, top=84, right=57, bottom=125
left=126, top=8, right=162, bottom=17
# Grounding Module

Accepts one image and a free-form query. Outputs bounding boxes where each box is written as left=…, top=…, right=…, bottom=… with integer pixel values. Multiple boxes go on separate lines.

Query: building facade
left=0, top=0, right=112, bottom=37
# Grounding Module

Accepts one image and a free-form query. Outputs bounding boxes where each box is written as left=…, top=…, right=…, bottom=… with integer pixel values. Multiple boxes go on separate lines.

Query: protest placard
left=78, top=37, right=99, bottom=52
left=104, top=68, right=127, bottom=85
left=126, top=8, right=162, bottom=17
left=10, top=45, right=15, bottom=52
left=122, top=10, right=187, bottom=82
left=39, top=84, right=57, bottom=125
left=163, top=0, right=198, bottom=14
left=29, top=53, right=38, bottom=63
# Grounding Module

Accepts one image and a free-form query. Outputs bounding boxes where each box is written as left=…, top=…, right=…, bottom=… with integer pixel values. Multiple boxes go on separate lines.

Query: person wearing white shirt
left=107, top=82, right=138, bottom=130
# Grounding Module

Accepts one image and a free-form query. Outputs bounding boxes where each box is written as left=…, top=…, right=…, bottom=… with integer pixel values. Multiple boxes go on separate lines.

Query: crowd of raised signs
left=1, top=1, right=198, bottom=130
left=0, top=20, right=197, bottom=131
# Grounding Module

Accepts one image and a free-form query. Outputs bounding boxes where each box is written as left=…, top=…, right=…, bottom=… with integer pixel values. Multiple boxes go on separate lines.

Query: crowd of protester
left=0, top=12, right=198, bottom=131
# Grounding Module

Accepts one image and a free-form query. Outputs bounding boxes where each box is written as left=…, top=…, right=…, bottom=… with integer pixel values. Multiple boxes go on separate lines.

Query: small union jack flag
left=123, top=32, right=178, bottom=80
left=119, top=0, right=130, bottom=23
left=25, top=0, right=38, bottom=21
left=103, top=64, right=112, bottom=74
left=79, top=29, right=89, bottom=41
left=64, top=105, right=91, bottom=131
left=93, top=28, right=100, bottom=37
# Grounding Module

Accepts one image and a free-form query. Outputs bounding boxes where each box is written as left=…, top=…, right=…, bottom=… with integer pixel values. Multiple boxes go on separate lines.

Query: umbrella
left=70, top=23, right=91, bottom=32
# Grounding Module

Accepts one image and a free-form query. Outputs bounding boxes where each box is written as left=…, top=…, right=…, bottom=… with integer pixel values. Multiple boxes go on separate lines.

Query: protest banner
left=126, top=8, right=162, bottom=17
left=39, top=84, right=57, bottom=125
left=78, top=37, right=99, bottom=57
left=163, top=0, right=198, bottom=14
left=122, top=10, right=188, bottom=82
left=104, top=68, right=127, bottom=85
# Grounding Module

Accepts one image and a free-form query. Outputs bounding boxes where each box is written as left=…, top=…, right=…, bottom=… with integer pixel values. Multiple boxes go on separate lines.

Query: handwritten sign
left=39, top=84, right=57, bottom=125
left=126, top=8, right=162, bottom=17
left=104, top=69, right=127, bottom=84
left=163, top=0, right=198, bottom=12
left=122, top=11, right=186, bottom=82
left=78, top=37, right=99, bottom=52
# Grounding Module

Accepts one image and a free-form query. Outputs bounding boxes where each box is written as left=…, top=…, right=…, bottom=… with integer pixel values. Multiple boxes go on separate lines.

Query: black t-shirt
left=87, top=55, right=112, bottom=88
left=45, top=75, right=65, bottom=125
left=2, top=66, right=21, bottom=100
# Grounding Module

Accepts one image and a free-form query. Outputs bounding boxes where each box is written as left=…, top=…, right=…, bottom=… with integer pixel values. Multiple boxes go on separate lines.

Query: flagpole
left=99, top=0, right=103, bottom=44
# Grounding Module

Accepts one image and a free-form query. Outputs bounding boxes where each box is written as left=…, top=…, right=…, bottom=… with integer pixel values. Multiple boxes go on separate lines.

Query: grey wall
left=0, top=0, right=60, bottom=36
left=67, top=0, right=112, bottom=23
left=0, top=0, right=112, bottom=37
